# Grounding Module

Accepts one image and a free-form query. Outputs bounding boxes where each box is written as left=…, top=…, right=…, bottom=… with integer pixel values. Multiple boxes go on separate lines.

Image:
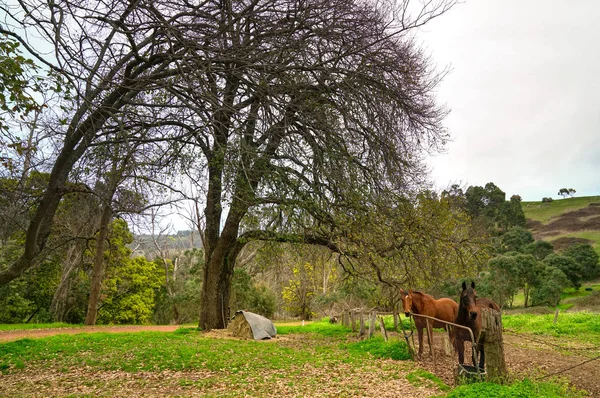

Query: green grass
left=0, top=322, right=77, bottom=331
left=441, top=378, right=586, bottom=398
left=407, top=369, right=450, bottom=391
left=346, top=336, right=412, bottom=360
left=276, top=321, right=352, bottom=337
left=548, top=231, right=600, bottom=256
left=507, top=282, right=600, bottom=311
left=522, top=196, right=600, bottom=223
left=0, top=320, right=590, bottom=397
left=503, top=312, right=600, bottom=346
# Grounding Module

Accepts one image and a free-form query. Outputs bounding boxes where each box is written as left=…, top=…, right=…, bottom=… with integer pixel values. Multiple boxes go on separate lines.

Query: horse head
left=460, top=281, right=479, bottom=320
left=400, top=288, right=413, bottom=317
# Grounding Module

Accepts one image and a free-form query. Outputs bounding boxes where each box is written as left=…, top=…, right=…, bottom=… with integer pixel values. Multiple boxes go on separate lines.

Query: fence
left=340, top=308, right=496, bottom=379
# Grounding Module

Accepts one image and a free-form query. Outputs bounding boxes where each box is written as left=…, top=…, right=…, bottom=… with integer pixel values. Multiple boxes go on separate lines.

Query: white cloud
left=420, top=0, right=600, bottom=200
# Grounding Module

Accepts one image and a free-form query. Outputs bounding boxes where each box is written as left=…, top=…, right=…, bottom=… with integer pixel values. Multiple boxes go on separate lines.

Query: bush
left=542, top=197, right=554, bottom=203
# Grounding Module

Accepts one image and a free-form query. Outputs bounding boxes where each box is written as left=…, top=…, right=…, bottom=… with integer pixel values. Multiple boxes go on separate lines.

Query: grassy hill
left=522, top=195, right=600, bottom=255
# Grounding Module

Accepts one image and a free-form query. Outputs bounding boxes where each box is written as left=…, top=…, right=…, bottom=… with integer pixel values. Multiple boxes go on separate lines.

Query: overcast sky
left=417, top=0, right=600, bottom=201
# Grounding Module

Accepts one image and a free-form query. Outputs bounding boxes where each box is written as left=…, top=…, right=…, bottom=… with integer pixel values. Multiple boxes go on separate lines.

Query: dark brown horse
left=400, top=289, right=458, bottom=357
left=454, top=281, right=500, bottom=369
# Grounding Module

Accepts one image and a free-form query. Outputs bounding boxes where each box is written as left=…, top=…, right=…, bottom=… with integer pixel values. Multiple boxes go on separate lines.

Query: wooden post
left=553, top=307, right=560, bottom=325
left=481, top=308, right=508, bottom=383
left=351, top=311, right=356, bottom=332
left=368, top=311, right=376, bottom=338
left=359, top=312, right=365, bottom=337
left=393, top=310, right=399, bottom=332
left=379, top=316, right=388, bottom=342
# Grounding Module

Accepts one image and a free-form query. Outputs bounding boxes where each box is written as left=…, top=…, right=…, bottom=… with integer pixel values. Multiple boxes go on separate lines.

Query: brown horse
left=400, top=289, right=458, bottom=357
left=454, top=281, right=500, bottom=369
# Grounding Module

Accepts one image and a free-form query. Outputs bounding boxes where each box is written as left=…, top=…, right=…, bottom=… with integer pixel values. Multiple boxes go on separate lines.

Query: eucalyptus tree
left=154, top=0, right=462, bottom=329
left=0, top=0, right=464, bottom=330
left=0, top=0, right=190, bottom=285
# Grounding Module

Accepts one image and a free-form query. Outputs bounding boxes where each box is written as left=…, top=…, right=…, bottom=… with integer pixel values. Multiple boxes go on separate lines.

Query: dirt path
left=1, top=326, right=599, bottom=396
left=416, top=331, right=600, bottom=396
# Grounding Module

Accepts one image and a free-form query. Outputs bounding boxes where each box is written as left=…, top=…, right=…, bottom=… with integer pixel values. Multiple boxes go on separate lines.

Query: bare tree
left=0, top=0, right=187, bottom=284
left=157, top=0, right=457, bottom=328
left=1, top=0, right=461, bottom=330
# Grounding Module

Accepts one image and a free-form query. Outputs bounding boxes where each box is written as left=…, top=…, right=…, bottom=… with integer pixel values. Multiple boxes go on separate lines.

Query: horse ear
left=471, top=281, right=476, bottom=289
left=408, top=289, right=413, bottom=295
left=462, top=281, right=467, bottom=290
left=400, top=288, right=405, bottom=294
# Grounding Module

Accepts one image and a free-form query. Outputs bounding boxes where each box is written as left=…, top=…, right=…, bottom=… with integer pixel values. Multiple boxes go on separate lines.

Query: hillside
left=522, top=195, right=600, bottom=255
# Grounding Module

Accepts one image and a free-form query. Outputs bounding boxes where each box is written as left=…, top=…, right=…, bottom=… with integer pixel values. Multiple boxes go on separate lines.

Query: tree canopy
left=0, top=0, right=468, bottom=329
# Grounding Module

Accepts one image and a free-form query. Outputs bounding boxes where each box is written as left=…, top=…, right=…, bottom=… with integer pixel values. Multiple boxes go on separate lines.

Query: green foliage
left=442, top=378, right=585, bottom=398
left=465, top=183, right=506, bottom=222
left=480, top=255, right=519, bottom=307
left=0, top=256, right=61, bottom=323
left=563, top=243, right=599, bottom=280
left=500, top=226, right=534, bottom=253
left=0, top=35, right=41, bottom=133
left=98, top=256, right=164, bottom=324
left=230, top=268, right=277, bottom=318
left=345, top=336, right=412, bottom=360
left=153, top=248, right=203, bottom=325
left=544, top=253, right=584, bottom=290
left=499, top=195, right=527, bottom=229
left=524, top=240, right=554, bottom=260
left=530, top=266, right=570, bottom=307
left=281, top=262, right=319, bottom=320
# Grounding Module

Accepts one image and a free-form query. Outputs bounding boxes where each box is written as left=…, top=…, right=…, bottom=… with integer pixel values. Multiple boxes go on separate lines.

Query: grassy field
left=508, top=281, right=600, bottom=310
left=0, top=322, right=76, bottom=331
left=522, top=196, right=600, bottom=223
left=0, top=320, right=588, bottom=397
left=503, top=311, right=600, bottom=348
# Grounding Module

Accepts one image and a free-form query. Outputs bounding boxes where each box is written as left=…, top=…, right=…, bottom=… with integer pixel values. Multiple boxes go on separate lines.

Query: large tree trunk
left=199, top=203, right=246, bottom=330
left=84, top=203, right=113, bottom=325
left=200, top=251, right=235, bottom=330
left=50, top=245, right=83, bottom=322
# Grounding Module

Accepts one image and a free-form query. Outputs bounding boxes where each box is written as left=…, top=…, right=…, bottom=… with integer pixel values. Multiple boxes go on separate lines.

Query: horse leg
left=478, top=341, right=485, bottom=370
left=454, top=335, right=465, bottom=364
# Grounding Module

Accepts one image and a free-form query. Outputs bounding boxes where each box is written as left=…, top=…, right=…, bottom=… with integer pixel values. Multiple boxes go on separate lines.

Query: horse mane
left=409, top=290, right=434, bottom=313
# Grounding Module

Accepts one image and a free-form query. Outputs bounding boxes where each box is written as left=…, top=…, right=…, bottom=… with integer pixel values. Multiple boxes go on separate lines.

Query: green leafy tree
left=484, top=255, right=520, bottom=307
left=499, top=195, right=526, bottom=229
left=558, top=188, right=569, bottom=198
left=230, top=268, right=276, bottom=318
left=282, top=263, right=319, bottom=320
left=563, top=243, right=599, bottom=280
left=0, top=35, right=42, bottom=134
left=98, top=256, right=164, bottom=324
left=524, top=240, right=554, bottom=261
left=531, top=266, right=570, bottom=307
left=543, top=253, right=584, bottom=290
left=500, top=226, right=534, bottom=253
left=511, top=253, right=542, bottom=307
left=152, top=248, right=203, bottom=325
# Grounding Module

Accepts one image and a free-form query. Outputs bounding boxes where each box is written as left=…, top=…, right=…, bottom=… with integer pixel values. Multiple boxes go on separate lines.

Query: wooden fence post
left=393, top=310, right=399, bottom=332
left=481, top=308, right=508, bottom=383
left=379, top=316, right=388, bottom=341
left=359, top=312, right=365, bottom=337
left=368, top=311, right=376, bottom=338
left=351, top=311, right=356, bottom=332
